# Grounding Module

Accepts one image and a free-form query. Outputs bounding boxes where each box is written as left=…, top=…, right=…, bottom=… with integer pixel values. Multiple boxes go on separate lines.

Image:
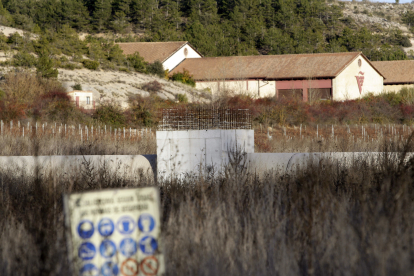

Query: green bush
left=72, top=83, right=82, bottom=90
left=63, top=63, right=77, bottom=70
left=147, top=61, right=165, bottom=78
left=126, top=53, right=147, bottom=73
left=118, top=67, right=130, bottom=73
left=12, top=51, right=37, bottom=67
left=176, top=93, right=188, bottom=103
left=82, top=59, right=100, bottom=70
left=93, top=103, right=126, bottom=127
left=170, top=69, right=196, bottom=87
left=36, top=51, right=58, bottom=79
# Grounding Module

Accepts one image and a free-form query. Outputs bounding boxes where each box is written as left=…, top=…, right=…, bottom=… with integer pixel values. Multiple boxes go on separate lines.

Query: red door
left=76, top=96, right=79, bottom=107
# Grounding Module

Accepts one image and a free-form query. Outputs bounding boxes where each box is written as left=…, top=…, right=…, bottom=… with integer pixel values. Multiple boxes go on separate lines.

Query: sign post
left=64, top=187, right=165, bottom=276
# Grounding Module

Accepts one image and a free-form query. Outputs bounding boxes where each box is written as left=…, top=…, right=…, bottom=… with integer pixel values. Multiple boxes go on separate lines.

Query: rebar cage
left=159, top=107, right=252, bottom=130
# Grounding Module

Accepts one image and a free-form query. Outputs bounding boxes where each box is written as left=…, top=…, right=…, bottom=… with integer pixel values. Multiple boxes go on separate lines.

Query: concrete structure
left=116, top=41, right=202, bottom=71
left=372, top=60, right=414, bottom=93
left=67, top=90, right=95, bottom=109
left=171, top=52, right=384, bottom=101
left=157, top=129, right=254, bottom=180
left=0, top=155, right=155, bottom=181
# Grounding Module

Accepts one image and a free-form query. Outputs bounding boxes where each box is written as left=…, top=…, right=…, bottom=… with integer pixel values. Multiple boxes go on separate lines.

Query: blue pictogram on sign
left=79, top=263, right=99, bottom=276
left=117, top=216, right=135, bottom=235
left=77, top=220, right=94, bottom=239
left=78, top=242, right=96, bottom=261
left=99, top=240, right=117, bottom=258
left=137, top=214, right=155, bottom=233
left=98, top=218, right=115, bottom=237
left=119, top=238, right=138, bottom=257
left=139, top=236, right=158, bottom=255
left=101, top=261, right=119, bottom=276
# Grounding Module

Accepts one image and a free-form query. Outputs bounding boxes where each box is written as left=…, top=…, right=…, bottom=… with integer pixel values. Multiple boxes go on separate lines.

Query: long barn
left=171, top=52, right=384, bottom=101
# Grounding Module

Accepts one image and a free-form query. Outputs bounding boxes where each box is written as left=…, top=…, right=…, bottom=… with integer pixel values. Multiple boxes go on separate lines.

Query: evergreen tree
left=93, top=0, right=112, bottom=32
left=36, top=50, right=58, bottom=78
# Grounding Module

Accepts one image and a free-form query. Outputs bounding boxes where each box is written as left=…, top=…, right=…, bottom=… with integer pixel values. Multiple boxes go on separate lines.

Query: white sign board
left=64, top=187, right=165, bottom=276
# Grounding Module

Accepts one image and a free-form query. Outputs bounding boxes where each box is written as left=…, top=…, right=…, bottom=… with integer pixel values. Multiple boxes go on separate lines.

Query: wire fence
left=0, top=120, right=154, bottom=142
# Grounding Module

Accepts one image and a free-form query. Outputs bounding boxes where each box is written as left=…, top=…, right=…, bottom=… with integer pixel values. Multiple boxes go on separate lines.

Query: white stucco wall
left=383, top=84, right=414, bottom=93
left=67, top=90, right=94, bottom=109
left=163, top=44, right=202, bottom=71
left=0, top=155, right=155, bottom=181
left=157, top=129, right=254, bottom=181
left=333, top=55, right=383, bottom=101
left=196, top=80, right=276, bottom=98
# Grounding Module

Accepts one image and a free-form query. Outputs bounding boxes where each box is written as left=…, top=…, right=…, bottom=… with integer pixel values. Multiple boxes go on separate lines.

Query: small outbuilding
left=116, top=41, right=202, bottom=72
left=372, top=60, right=414, bottom=93
left=67, top=90, right=95, bottom=109
left=171, top=52, right=384, bottom=101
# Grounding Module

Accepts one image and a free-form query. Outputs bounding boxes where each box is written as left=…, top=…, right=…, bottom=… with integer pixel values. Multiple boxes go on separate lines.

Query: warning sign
left=64, top=187, right=165, bottom=276
left=140, top=256, right=159, bottom=276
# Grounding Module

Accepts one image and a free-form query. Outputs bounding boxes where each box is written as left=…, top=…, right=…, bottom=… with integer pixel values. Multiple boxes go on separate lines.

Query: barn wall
left=383, top=84, right=414, bottom=93
left=163, top=45, right=202, bottom=71
left=276, top=79, right=332, bottom=101
left=333, top=56, right=383, bottom=101
left=195, top=80, right=276, bottom=98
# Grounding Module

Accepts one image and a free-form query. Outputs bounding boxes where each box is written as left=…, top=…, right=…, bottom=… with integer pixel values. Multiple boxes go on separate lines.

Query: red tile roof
left=372, top=60, right=414, bottom=84
left=171, top=52, right=381, bottom=81
left=116, top=41, right=200, bottom=63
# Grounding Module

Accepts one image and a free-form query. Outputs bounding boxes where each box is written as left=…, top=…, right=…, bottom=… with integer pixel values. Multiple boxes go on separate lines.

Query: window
left=308, top=88, right=331, bottom=102
left=278, top=89, right=303, bottom=100
left=86, top=96, right=90, bottom=105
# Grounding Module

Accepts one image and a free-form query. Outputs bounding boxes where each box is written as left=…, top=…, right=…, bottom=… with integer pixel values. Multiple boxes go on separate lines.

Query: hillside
left=58, top=68, right=210, bottom=107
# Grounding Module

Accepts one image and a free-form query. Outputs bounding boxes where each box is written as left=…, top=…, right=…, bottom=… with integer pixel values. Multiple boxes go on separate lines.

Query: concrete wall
left=196, top=80, right=276, bottom=98
left=0, top=155, right=155, bottom=181
left=163, top=44, right=202, bottom=72
left=247, top=152, right=414, bottom=177
left=333, top=55, right=383, bottom=101
left=157, top=129, right=254, bottom=180
left=383, top=84, right=414, bottom=93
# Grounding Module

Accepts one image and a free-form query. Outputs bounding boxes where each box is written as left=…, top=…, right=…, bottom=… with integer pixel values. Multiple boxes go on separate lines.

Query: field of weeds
left=1, top=135, right=414, bottom=275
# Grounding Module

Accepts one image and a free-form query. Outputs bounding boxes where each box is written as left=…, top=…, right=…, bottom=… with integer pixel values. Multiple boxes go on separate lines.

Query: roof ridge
left=187, top=52, right=360, bottom=59
left=116, top=41, right=187, bottom=44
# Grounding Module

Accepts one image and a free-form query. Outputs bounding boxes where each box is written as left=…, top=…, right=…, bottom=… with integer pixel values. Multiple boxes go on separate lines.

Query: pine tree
left=36, top=50, right=58, bottom=79
left=93, top=0, right=112, bottom=32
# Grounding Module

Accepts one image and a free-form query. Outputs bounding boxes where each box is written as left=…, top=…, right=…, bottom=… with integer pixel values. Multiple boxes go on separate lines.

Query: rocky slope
left=58, top=69, right=211, bottom=108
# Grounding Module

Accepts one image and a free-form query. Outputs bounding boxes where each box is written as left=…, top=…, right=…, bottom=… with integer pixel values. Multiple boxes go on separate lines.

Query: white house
left=116, top=41, right=203, bottom=72
left=67, top=90, right=95, bottom=109
left=171, top=52, right=384, bottom=101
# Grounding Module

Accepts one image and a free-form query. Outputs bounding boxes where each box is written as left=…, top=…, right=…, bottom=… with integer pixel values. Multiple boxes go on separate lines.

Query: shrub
left=126, top=53, right=147, bottom=73
left=400, top=37, right=412, bottom=47
left=176, top=93, right=188, bottom=103
left=82, top=59, right=100, bottom=70
left=12, top=51, right=37, bottom=67
left=147, top=61, right=165, bottom=78
left=36, top=51, right=58, bottom=79
left=118, top=67, right=130, bottom=73
left=142, top=81, right=162, bottom=93
left=170, top=69, right=196, bottom=87
left=72, top=83, right=82, bottom=90
left=62, top=63, right=77, bottom=70
left=34, top=89, right=75, bottom=122
left=93, top=103, right=126, bottom=128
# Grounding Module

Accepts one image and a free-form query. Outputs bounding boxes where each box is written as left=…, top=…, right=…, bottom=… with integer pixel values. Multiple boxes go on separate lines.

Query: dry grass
left=0, top=135, right=414, bottom=275
left=0, top=124, right=155, bottom=155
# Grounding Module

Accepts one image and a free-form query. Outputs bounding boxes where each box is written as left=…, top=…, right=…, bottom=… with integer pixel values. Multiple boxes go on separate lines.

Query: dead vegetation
left=1, top=136, right=414, bottom=275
